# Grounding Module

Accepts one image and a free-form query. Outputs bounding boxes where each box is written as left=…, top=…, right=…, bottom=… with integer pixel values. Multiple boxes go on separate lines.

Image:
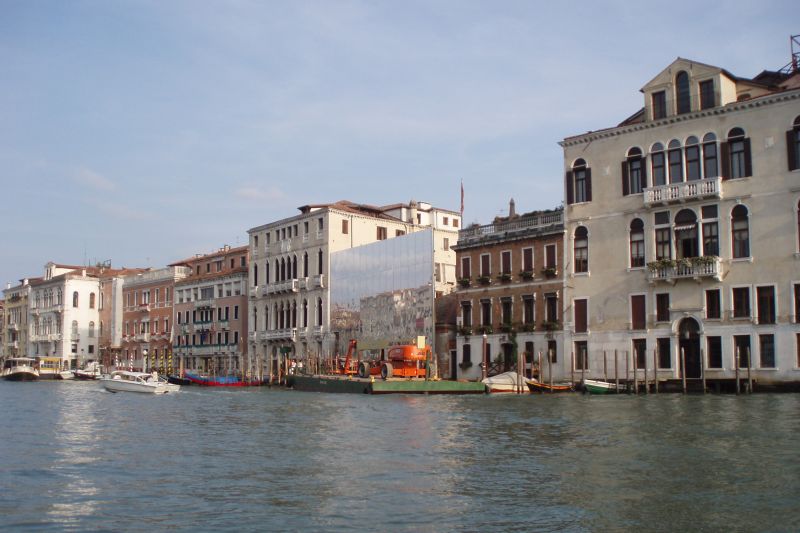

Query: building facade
left=3, top=278, right=37, bottom=360
left=453, top=202, right=565, bottom=381
left=172, top=245, right=250, bottom=376
left=560, top=58, right=800, bottom=386
left=247, top=200, right=460, bottom=378
left=97, top=268, right=147, bottom=369
left=120, top=266, right=190, bottom=372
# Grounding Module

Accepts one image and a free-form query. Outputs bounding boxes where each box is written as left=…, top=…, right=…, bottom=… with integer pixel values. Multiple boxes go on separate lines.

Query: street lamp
left=482, top=333, right=488, bottom=380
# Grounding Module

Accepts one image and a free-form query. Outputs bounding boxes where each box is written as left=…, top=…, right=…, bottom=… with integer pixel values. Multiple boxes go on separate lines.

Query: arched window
left=280, top=258, right=286, bottom=281
left=99, top=321, right=103, bottom=337
left=684, top=136, right=700, bottom=181
left=265, top=262, right=270, bottom=284
left=88, top=321, right=95, bottom=338
left=317, top=250, right=323, bottom=275
left=567, top=159, right=591, bottom=204
left=629, top=219, right=645, bottom=268
left=668, top=139, right=683, bottom=183
left=674, top=209, right=698, bottom=259
left=72, top=291, right=79, bottom=308
left=724, top=127, right=751, bottom=179
left=676, top=71, right=691, bottom=114
left=797, top=200, right=800, bottom=252
left=731, top=205, right=750, bottom=258
left=278, top=302, right=285, bottom=329
left=651, top=143, right=666, bottom=186
left=302, top=299, right=308, bottom=327
left=317, top=297, right=323, bottom=326
left=71, top=320, right=78, bottom=337
left=622, top=147, right=646, bottom=195
left=787, top=115, right=800, bottom=171
left=253, top=263, right=259, bottom=286
left=303, top=252, right=309, bottom=277
left=254, top=307, right=258, bottom=332
left=702, top=133, right=718, bottom=178
left=292, top=255, right=298, bottom=279
left=89, top=292, right=96, bottom=309
left=264, top=305, right=270, bottom=330
left=291, top=302, right=297, bottom=328
left=274, top=259, right=279, bottom=283
left=574, top=226, right=589, bottom=273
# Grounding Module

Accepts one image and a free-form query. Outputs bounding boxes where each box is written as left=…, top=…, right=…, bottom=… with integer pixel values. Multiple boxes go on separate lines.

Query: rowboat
left=482, top=371, right=531, bottom=393
left=581, top=378, right=626, bottom=394
left=527, top=378, right=574, bottom=393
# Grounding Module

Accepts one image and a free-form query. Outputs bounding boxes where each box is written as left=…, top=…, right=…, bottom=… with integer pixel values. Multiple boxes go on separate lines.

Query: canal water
left=1, top=382, right=798, bottom=532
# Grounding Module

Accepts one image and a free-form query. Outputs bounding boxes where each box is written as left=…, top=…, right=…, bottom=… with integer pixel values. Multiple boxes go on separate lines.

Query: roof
left=169, top=245, right=249, bottom=267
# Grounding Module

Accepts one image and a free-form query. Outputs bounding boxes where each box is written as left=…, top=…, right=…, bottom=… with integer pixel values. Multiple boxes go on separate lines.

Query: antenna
left=780, top=34, right=800, bottom=74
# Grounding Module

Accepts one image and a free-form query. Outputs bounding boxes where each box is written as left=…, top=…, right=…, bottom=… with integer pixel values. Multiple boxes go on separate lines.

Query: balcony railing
left=458, top=210, right=563, bottom=244
left=644, top=176, right=722, bottom=207
left=311, top=274, right=325, bottom=289
left=647, top=256, right=721, bottom=283
left=266, top=328, right=297, bottom=342
left=266, top=279, right=299, bottom=295
left=249, top=286, right=258, bottom=299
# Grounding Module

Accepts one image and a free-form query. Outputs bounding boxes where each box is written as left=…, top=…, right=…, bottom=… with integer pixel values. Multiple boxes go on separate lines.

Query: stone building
left=3, top=278, right=37, bottom=360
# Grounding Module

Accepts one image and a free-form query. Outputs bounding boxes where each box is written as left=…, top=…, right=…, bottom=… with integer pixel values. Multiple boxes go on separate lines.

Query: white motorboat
left=101, top=371, right=181, bottom=394
left=482, top=371, right=532, bottom=393
left=2, top=357, right=39, bottom=381
left=74, top=361, right=103, bottom=380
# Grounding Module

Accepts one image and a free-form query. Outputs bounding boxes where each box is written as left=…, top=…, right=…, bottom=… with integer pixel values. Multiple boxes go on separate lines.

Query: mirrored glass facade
left=330, top=229, right=434, bottom=354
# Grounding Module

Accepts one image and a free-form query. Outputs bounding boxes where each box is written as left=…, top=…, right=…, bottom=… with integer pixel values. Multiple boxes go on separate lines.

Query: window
left=723, top=127, right=751, bottom=179
left=630, top=219, right=645, bottom=268
left=480, top=299, right=491, bottom=327
left=676, top=71, right=691, bottom=114
left=795, top=283, right=800, bottom=323
left=788, top=115, right=800, bottom=171
left=501, top=297, right=512, bottom=325
left=522, top=295, right=534, bottom=325
left=732, top=287, right=750, bottom=319
left=674, top=209, right=698, bottom=259
left=699, top=79, right=715, bottom=110
left=443, top=216, right=449, bottom=225
left=462, top=344, right=471, bottom=364
left=461, top=257, right=471, bottom=279
left=701, top=205, right=719, bottom=256
left=318, top=249, right=323, bottom=274
left=668, top=140, right=683, bottom=183
left=234, top=305, right=239, bottom=320
left=453, top=219, right=459, bottom=228
left=655, top=226, right=671, bottom=260
left=206, top=263, right=210, bottom=273
left=797, top=333, right=800, bottom=368
left=522, top=248, right=533, bottom=272
left=396, top=229, right=405, bottom=237
left=566, top=159, right=592, bottom=204
left=574, top=340, right=588, bottom=370
left=685, top=136, right=701, bottom=181
left=631, top=295, right=646, bottom=330
left=318, top=218, right=323, bottom=231
left=731, top=205, right=750, bottom=258
left=501, top=251, right=511, bottom=274
left=544, top=293, right=558, bottom=323
left=702, top=133, right=718, bottom=178
left=651, top=143, right=666, bottom=186
left=574, top=299, right=587, bottom=333
left=524, top=341, right=534, bottom=365
left=652, top=91, right=666, bottom=119
left=89, top=292, right=96, bottom=309
left=734, top=335, right=751, bottom=368
left=656, top=293, right=670, bottom=322
left=622, top=147, right=646, bottom=195
left=756, top=286, right=776, bottom=325
left=573, top=226, right=588, bottom=273
left=341, top=220, right=348, bottom=234
left=461, top=301, right=472, bottom=327
left=73, top=291, right=79, bottom=308
left=548, top=339, right=557, bottom=364
left=443, top=238, right=450, bottom=251
left=88, top=321, right=95, bottom=338
left=544, top=244, right=556, bottom=269
left=376, top=227, right=387, bottom=240
left=633, top=339, right=647, bottom=370
left=707, top=336, right=722, bottom=369
left=759, top=334, right=775, bottom=368
left=657, top=337, right=671, bottom=369
left=706, top=289, right=721, bottom=319
left=480, top=254, right=490, bottom=277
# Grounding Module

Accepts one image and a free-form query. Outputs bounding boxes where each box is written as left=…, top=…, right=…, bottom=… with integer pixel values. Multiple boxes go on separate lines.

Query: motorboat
left=101, top=371, right=181, bottom=394
left=482, top=371, right=532, bottom=393
left=74, top=361, right=103, bottom=380
left=2, top=357, right=39, bottom=381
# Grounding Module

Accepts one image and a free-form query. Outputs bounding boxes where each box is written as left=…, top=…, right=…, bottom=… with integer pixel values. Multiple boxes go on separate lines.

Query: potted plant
left=458, top=360, right=473, bottom=370
left=500, top=323, right=515, bottom=333
left=476, top=325, right=493, bottom=335
left=458, top=278, right=471, bottom=288
left=477, top=275, right=491, bottom=286
left=542, top=320, right=560, bottom=332
left=497, top=273, right=512, bottom=283
left=541, top=267, right=558, bottom=278
left=458, top=326, right=472, bottom=336
left=519, top=270, right=534, bottom=281
left=520, top=322, right=535, bottom=333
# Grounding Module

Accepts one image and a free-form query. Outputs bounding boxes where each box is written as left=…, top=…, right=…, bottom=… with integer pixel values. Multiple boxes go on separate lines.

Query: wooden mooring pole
left=700, top=348, right=706, bottom=394
left=537, top=351, right=543, bottom=394
left=548, top=348, right=553, bottom=393
left=625, top=349, right=630, bottom=394
left=643, top=345, right=648, bottom=395
left=614, top=349, right=619, bottom=394
left=571, top=351, right=575, bottom=388
left=633, top=349, right=639, bottom=395
left=681, top=347, right=687, bottom=394
left=653, top=348, right=658, bottom=394
left=746, top=346, right=753, bottom=394
left=603, top=351, right=608, bottom=382
left=735, top=346, right=741, bottom=395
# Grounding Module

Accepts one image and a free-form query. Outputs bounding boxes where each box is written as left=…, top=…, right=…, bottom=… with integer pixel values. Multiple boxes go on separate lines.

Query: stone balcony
left=457, top=210, right=563, bottom=246
left=644, top=176, right=722, bottom=207
left=266, top=279, right=299, bottom=295
left=647, top=256, right=722, bottom=284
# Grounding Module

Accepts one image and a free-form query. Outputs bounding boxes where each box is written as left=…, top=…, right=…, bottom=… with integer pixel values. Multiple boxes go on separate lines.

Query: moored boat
left=2, top=357, right=39, bottom=381
left=183, top=371, right=266, bottom=387
left=73, top=361, right=103, bottom=380
left=527, top=378, right=574, bottom=393
left=101, top=371, right=181, bottom=394
left=582, top=378, right=627, bottom=394
left=36, top=357, right=73, bottom=380
left=482, top=371, right=531, bottom=394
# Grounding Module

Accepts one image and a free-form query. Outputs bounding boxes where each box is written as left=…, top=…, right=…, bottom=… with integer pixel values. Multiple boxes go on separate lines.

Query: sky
left=1, top=0, right=797, bottom=288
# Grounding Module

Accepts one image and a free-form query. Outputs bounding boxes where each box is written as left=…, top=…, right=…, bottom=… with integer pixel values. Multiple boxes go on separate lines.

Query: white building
left=247, top=199, right=460, bottom=377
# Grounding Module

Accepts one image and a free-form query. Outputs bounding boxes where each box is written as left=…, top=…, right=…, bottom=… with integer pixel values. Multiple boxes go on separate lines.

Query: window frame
left=731, top=286, right=751, bottom=320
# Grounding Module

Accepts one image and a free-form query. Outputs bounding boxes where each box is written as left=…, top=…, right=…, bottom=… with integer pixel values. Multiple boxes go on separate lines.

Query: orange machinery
left=378, top=344, right=430, bottom=379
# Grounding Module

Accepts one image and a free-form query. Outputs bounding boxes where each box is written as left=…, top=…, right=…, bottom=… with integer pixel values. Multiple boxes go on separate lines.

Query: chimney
left=408, top=199, right=418, bottom=225
left=509, top=198, right=516, bottom=218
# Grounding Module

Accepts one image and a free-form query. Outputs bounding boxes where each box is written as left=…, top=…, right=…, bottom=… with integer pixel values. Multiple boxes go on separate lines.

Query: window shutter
left=565, top=171, right=574, bottom=205
left=585, top=168, right=592, bottom=202
left=574, top=299, right=587, bottom=333
left=641, top=157, right=648, bottom=188
left=720, top=142, right=730, bottom=180
left=743, top=138, right=752, bottom=177
left=621, top=161, right=629, bottom=196
left=631, top=295, right=646, bottom=330
left=788, top=130, right=798, bottom=171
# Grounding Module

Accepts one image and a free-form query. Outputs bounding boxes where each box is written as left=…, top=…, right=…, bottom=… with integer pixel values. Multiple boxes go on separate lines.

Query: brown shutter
left=631, top=295, right=646, bottom=330
left=574, top=299, right=587, bottom=333
left=565, top=171, right=574, bottom=205
left=788, top=130, right=798, bottom=171
left=585, top=168, right=592, bottom=202
left=743, top=138, right=752, bottom=177
left=621, top=161, right=629, bottom=196
left=641, top=156, right=649, bottom=188
left=720, top=142, right=730, bottom=180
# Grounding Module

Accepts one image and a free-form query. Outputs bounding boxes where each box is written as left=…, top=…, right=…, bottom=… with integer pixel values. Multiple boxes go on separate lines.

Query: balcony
left=248, top=331, right=257, bottom=341
left=644, top=176, right=722, bottom=207
left=11, top=340, right=19, bottom=349
left=457, top=210, right=563, bottom=245
left=647, top=256, right=721, bottom=284
left=8, top=323, right=19, bottom=331
left=297, top=326, right=309, bottom=338
left=266, top=328, right=297, bottom=342
left=311, top=274, right=325, bottom=289
left=217, top=320, right=229, bottom=330
left=138, top=303, right=151, bottom=312
left=194, top=298, right=214, bottom=309
left=312, top=325, right=325, bottom=336
left=135, top=333, right=151, bottom=342
left=249, top=286, right=258, bottom=299
left=266, top=279, right=299, bottom=295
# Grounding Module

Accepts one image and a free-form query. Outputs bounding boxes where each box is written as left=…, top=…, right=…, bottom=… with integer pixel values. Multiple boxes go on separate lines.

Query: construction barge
left=289, top=374, right=486, bottom=395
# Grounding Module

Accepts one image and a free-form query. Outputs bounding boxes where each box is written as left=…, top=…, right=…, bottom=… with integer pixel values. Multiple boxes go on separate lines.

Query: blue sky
left=1, top=0, right=796, bottom=287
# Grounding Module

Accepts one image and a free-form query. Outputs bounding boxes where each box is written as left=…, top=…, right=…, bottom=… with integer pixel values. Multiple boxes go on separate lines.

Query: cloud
left=234, top=185, right=285, bottom=202
left=74, top=167, right=116, bottom=191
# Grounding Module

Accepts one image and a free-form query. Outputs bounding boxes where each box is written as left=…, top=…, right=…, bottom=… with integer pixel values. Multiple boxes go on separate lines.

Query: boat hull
left=527, top=380, right=574, bottom=393
left=3, top=371, right=39, bottom=381
left=183, top=372, right=266, bottom=387
left=582, top=379, right=626, bottom=394
left=290, top=374, right=487, bottom=395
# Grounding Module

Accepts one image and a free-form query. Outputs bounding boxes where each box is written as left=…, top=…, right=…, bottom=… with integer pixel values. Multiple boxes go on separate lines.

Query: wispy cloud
left=74, top=167, right=116, bottom=191
left=234, top=185, right=285, bottom=202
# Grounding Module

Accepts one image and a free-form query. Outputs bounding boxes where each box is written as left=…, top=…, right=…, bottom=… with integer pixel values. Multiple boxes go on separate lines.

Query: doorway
left=678, top=317, right=701, bottom=379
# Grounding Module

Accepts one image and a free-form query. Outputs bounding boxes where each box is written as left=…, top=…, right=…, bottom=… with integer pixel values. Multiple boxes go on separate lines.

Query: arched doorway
left=678, top=317, right=701, bottom=379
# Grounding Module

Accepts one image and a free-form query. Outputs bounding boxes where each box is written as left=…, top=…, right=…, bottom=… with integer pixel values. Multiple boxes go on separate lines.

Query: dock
left=289, top=374, right=486, bottom=395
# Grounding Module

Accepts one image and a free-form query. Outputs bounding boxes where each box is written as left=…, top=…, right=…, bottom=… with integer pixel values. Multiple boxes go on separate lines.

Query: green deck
left=289, top=374, right=486, bottom=395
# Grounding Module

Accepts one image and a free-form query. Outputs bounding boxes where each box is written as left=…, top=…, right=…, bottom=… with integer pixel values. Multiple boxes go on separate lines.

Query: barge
left=289, top=374, right=486, bottom=395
